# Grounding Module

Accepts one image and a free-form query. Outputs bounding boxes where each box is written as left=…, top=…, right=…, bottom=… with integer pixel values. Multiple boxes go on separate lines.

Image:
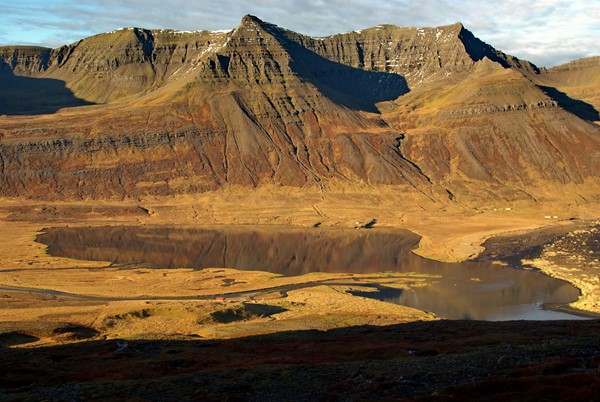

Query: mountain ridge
left=0, top=16, right=542, bottom=103
left=0, top=15, right=598, bottom=204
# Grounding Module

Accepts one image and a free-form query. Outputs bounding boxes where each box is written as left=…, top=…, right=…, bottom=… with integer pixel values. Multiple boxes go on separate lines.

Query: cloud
left=1, top=0, right=598, bottom=67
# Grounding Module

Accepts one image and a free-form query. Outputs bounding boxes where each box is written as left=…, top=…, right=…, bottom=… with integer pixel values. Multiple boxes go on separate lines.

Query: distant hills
left=0, top=15, right=598, bottom=203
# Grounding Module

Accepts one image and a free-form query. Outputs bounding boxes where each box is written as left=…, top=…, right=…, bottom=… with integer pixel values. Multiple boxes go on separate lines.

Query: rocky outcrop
left=446, top=100, right=558, bottom=116
left=0, top=46, right=51, bottom=75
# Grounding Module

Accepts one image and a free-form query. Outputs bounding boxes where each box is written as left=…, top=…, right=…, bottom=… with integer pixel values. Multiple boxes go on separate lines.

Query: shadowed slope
left=535, top=56, right=600, bottom=123
left=538, top=85, right=599, bottom=122
left=1, top=320, right=599, bottom=400
left=251, top=15, right=409, bottom=112
left=383, top=57, right=600, bottom=202
left=0, top=59, right=94, bottom=115
left=457, top=24, right=540, bottom=73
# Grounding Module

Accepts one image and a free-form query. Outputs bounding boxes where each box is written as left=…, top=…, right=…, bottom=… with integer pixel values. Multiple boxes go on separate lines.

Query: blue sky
left=1, top=0, right=598, bottom=67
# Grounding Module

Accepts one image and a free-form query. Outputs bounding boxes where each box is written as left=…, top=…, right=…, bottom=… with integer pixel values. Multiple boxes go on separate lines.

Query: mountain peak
left=241, top=14, right=261, bottom=22
left=457, top=24, right=540, bottom=73
left=240, top=14, right=267, bottom=28
left=237, top=14, right=289, bottom=38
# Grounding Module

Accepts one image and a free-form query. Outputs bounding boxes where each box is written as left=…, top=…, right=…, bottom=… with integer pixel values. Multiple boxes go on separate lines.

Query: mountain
left=535, top=56, right=600, bottom=121
left=0, top=15, right=598, bottom=203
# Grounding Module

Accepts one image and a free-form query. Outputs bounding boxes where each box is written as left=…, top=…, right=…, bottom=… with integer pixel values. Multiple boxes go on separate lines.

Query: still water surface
left=37, top=226, right=585, bottom=321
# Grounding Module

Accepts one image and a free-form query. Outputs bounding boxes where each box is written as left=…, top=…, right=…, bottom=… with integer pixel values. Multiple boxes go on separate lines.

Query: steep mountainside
left=0, top=29, right=232, bottom=111
left=0, top=15, right=599, bottom=203
left=0, top=16, right=539, bottom=109
left=384, top=58, right=600, bottom=201
left=276, top=20, right=540, bottom=85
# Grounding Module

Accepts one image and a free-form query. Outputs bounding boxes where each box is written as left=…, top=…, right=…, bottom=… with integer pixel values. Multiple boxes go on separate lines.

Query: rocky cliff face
left=0, top=15, right=598, bottom=203
left=0, top=46, right=51, bottom=75
left=1, top=28, right=233, bottom=104
left=0, top=16, right=538, bottom=105
left=276, top=20, right=539, bottom=86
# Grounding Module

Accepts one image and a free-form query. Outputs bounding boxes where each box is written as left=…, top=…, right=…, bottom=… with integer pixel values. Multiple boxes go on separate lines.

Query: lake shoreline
left=30, top=221, right=589, bottom=321
left=476, top=219, right=600, bottom=315
left=0, top=195, right=599, bottom=347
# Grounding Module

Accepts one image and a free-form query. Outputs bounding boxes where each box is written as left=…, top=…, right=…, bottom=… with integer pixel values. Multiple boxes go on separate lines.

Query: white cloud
left=0, top=0, right=598, bottom=67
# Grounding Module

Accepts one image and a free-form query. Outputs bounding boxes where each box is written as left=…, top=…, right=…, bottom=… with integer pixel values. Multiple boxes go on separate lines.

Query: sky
left=1, top=0, right=598, bottom=67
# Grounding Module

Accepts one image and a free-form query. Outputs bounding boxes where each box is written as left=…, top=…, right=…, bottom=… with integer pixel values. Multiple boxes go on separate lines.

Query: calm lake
left=36, top=226, right=586, bottom=321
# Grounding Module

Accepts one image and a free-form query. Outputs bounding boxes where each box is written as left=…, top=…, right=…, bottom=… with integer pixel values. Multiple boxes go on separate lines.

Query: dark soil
left=1, top=320, right=599, bottom=401
left=476, top=222, right=583, bottom=268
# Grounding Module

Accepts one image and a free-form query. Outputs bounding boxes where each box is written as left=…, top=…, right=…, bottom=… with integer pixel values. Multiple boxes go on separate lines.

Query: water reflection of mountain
left=37, top=226, right=583, bottom=320
left=38, top=226, right=425, bottom=275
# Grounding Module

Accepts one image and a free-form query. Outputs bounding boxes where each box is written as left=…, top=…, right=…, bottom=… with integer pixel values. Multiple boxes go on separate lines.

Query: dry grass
left=1, top=191, right=599, bottom=345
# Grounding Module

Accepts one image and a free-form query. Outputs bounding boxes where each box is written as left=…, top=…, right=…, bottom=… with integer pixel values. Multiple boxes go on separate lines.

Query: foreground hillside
left=2, top=320, right=599, bottom=401
left=0, top=15, right=598, bottom=204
